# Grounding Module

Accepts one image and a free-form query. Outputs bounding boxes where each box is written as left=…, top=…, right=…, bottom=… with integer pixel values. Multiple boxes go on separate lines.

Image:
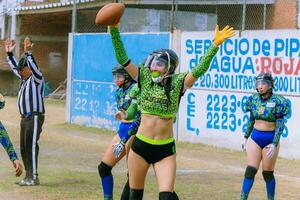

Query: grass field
left=0, top=97, right=299, bottom=200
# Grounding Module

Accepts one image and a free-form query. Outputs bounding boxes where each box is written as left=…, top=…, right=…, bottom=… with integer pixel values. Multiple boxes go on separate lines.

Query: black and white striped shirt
left=7, top=52, right=45, bottom=115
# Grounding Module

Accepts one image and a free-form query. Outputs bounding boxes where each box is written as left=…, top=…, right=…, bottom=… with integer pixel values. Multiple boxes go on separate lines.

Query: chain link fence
left=0, top=0, right=298, bottom=95
left=12, top=0, right=299, bottom=33
left=71, top=0, right=299, bottom=33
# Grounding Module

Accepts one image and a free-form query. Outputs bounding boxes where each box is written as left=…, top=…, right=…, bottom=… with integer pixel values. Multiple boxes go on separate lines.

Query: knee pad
left=244, top=166, right=257, bottom=179
left=159, top=191, right=179, bottom=200
left=129, top=188, right=144, bottom=200
left=262, top=171, right=274, bottom=182
left=98, top=162, right=112, bottom=177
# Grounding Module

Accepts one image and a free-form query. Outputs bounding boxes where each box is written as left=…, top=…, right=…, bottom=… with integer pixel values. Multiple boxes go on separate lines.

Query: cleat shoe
left=34, top=177, right=40, bottom=185
left=15, top=177, right=28, bottom=185
left=18, top=177, right=40, bottom=186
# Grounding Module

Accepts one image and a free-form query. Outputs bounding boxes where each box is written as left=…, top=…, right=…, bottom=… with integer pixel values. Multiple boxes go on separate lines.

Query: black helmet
left=144, top=49, right=179, bottom=74
left=112, top=64, right=131, bottom=81
left=255, top=72, right=274, bottom=88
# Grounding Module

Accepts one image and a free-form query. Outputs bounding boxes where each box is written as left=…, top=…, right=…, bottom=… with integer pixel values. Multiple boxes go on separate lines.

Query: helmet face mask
left=150, top=56, right=167, bottom=71
left=112, top=64, right=131, bottom=87
left=113, top=73, right=125, bottom=82
left=113, top=73, right=126, bottom=87
left=145, top=49, right=179, bottom=83
left=255, top=72, right=274, bottom=96
left=255, top=79, right=273, bottom=90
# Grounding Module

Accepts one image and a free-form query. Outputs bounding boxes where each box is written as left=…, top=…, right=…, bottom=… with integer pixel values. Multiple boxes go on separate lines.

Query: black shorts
left=131, top=135, right=176, bottom=164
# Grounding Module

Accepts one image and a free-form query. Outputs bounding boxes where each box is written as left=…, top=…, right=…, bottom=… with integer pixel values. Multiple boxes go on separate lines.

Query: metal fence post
left=169, top=0, right=176, bottom=33
left=263, top=0, right=267, bottom=30
left=72, top=0, right=77, bottom=33
left=242, top=0, right=246, bottom=31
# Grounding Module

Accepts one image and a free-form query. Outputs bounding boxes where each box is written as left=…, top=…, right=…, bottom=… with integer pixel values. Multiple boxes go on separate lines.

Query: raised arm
left=183, top=25, right=235, bottom=91
left=26, top=53, right=43, bottom=81
left=5, top=39, right=21, bottom=79
left=23, top=37, right=43, bottom=82
left=109, top=25, right=138, bottom=80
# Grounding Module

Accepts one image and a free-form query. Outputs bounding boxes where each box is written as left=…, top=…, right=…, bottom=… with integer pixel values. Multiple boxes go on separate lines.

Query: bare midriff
left=254, top=119, right=276, bottom=131
left=137, top=113, right=174, bottom=140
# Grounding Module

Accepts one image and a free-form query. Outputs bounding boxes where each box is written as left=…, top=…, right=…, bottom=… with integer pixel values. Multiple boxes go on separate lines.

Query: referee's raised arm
left=23, top=37, right=43, bottom=82
left=5, top=39, right=21, bottom=79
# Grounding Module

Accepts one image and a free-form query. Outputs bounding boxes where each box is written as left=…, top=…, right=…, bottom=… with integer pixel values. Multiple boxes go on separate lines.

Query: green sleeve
left=0, top=122, right=18, bottom=161
left=272, top=118, right=284, bottom=146
left=126, top=101, right=138, bottom=120
left=109, top=27, right=130, bottom=66
left=126, top=84, right=139, bottom=120
left=191, top=44, right=219, bottom=78
left=272, top=97, right=291, bottom=146
left=244, top=113, right=254, bottom=139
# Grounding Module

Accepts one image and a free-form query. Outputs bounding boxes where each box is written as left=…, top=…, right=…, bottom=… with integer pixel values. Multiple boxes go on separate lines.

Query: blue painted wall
left=70, top=33, right=170, bottom=130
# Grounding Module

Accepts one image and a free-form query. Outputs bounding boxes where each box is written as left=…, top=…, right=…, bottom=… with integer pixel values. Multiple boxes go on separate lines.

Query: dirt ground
left=0, top=97, right=299, bottom=200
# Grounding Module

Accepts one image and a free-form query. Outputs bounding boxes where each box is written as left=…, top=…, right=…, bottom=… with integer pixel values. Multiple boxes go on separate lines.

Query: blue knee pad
left=159, top=191, right=179, bottom=200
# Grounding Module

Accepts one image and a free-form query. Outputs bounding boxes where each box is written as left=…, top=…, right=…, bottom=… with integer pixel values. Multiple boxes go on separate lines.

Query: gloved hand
left=266, top=143, right=276, bottom=159
left=242, top=138, right=248, bottom=151
left=213, top=25, right=235, bottom=46
left=112, top=140, right=126, bottom=158
left=0, top=94, right=5, bottom=109
left=115, top=109, right=128, bottom=120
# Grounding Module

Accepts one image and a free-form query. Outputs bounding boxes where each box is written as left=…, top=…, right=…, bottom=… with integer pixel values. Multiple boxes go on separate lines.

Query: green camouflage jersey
left=245, top=93, right=290, bottom=122
left=244, top=93, right=291, bottom=146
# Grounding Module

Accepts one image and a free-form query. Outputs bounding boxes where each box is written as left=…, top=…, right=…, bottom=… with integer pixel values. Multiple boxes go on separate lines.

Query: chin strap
left=152, top=73, right=175, bottom=84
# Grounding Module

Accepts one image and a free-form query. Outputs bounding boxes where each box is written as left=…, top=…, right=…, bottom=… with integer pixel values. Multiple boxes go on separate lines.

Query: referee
left=5, top=37, right=45, bottom=186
